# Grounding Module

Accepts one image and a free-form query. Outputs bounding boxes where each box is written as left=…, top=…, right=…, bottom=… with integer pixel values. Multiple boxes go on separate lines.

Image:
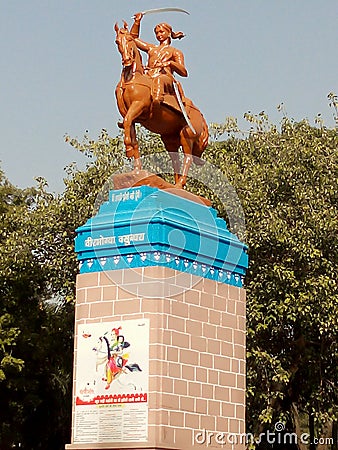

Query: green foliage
left=0, top=131, right=127, bottom=449
left=63, top=116, right=337, bottom=436
left=0, top=171, right=75, bottom=449
left=1, top=100, right=337, bottom=448
left=206, top=113, right=338, bottom=435
left=328, top=92, right=338, bottom=126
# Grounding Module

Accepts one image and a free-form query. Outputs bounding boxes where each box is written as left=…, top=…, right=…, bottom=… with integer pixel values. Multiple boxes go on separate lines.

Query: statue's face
left=155, top=26, right=170, bottom=43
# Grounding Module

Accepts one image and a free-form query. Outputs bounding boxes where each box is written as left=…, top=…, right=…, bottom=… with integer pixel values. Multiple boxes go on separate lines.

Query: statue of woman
left=130, top=12, right=188, bottom=106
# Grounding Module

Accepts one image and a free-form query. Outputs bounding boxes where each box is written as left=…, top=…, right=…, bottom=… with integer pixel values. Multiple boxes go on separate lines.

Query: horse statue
left=114, top=21, right=209, bottom=188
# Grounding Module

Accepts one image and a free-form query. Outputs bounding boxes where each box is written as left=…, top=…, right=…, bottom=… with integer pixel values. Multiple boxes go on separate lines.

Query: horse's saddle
left=117, top=73, right=186, bottom=117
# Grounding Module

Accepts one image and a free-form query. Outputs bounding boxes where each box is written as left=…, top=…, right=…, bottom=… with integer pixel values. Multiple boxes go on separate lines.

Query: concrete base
left=66, top=266, right=246, bottom=450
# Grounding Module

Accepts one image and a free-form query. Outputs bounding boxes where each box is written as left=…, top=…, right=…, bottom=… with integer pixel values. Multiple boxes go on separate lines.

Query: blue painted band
left=75, top=186, right=248, bottom=287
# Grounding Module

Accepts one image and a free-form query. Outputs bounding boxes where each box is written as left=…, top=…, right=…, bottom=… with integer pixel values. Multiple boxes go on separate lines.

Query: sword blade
left=173, top=82, right=196, bottom=135
left=142, top=7, right=190, bottom=16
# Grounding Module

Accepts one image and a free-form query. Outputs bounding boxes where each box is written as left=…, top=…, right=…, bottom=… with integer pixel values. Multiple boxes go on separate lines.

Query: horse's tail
left=102, top=336, right=111, bottom=360
left=200, top=117, right=209, bottom=152
left=126, top=363, right=142, bottom=372
left=193, top=116, right=209, bottom=165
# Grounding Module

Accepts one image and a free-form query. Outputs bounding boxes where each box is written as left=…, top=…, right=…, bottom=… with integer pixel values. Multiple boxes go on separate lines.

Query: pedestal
left=66, top=186, right=248, bottom=450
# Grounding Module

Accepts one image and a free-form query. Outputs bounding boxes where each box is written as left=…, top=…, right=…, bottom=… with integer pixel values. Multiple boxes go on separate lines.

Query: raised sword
left=132, top=7, right=190, bottom=18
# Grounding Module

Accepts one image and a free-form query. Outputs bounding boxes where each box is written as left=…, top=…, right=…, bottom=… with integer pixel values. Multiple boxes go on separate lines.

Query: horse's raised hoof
left=125, top=145, right=135, bottom=158
left=117, top=121, right=124, bottom=129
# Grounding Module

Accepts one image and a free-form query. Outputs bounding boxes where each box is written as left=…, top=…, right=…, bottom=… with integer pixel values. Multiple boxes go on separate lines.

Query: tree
left=0, top=130, right=127, bottom=449
left=62, top=117, right=337, bottom=444
left=63, top=117, right=337, bottom=442
left=206, top=113, right=338, bottom=443
left=1, top=108, right=336, bottom=448
left=0, top=170, right=76, bottom=449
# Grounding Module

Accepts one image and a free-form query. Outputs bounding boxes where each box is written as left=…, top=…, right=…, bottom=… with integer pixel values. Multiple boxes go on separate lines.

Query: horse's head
left=114, top=22, right=137, bottom=68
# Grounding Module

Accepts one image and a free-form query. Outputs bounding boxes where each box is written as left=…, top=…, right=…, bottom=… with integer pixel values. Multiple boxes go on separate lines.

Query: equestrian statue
left=115, top=9, right=209, bottom=189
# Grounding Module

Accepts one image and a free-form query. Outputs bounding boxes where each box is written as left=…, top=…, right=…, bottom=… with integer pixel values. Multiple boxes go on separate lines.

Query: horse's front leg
left=170, top=152, right=181, bottom=184
left=175, top=154, right=193, bottom=188
left=162, top=136, right=181, bottom=184
left=130, top=123, right=141, bottom=171
left=123, top=101, right=145, bottom=170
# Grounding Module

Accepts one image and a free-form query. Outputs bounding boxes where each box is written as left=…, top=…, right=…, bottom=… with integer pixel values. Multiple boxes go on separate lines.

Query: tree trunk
left=319, top=421, right=333, bottom=450
left=309, top=412, right=316, bottom=450
left=292, top=403, right=307, bottom=450
left=332, top=421, right=338, bottom=450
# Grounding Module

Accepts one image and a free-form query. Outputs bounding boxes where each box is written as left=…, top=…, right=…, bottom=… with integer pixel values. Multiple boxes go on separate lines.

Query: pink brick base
left=66, top=267, right=246, bottom=450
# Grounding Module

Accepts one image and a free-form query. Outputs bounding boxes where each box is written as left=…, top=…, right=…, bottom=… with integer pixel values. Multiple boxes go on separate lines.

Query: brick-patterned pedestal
left=66, top=187, right=248, bottom=450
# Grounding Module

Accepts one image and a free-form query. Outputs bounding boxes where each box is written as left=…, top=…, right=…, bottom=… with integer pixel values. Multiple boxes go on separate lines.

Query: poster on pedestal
left=73, top=319, right=149, bottom=444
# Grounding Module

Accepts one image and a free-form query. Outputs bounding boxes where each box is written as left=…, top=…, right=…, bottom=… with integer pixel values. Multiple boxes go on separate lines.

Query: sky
left=1, top=0, right=337, bottom=192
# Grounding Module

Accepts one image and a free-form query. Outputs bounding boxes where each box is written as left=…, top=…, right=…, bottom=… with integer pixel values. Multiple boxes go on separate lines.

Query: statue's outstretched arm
left=130, top=12, right=152, bottom=53
left=130, top=12, right=143, bottom=38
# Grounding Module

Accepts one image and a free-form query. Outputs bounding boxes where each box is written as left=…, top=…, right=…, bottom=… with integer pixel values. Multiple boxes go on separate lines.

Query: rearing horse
left=114, top=22, right=209, bottom=188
